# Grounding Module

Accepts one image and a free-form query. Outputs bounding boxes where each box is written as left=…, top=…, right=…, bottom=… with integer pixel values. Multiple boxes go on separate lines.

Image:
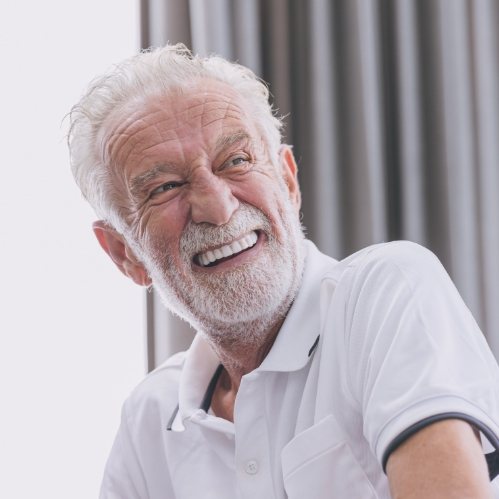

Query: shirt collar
left=172, top=240, right=338, bottom=428
left=175, top=333, right=220, bottom=426
left=257, top=240, right=337, bottom=372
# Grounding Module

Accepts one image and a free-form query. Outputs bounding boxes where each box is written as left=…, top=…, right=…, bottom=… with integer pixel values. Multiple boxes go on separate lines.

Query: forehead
left=101, top=80, right=256, bottom=171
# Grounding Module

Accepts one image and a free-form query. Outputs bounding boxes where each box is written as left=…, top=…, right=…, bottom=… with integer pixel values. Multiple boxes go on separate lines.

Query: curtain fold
left=306, top=0, right=342, bottom=257
left=392, top=0, right=426, bottom=244
left=469, top=0, right=499, bottom=355
left=141, top=0, right=499, bottom=366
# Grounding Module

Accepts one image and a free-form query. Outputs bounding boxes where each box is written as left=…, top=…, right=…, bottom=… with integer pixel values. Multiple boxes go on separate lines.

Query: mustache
left=180, top=204, right=271, bottom=257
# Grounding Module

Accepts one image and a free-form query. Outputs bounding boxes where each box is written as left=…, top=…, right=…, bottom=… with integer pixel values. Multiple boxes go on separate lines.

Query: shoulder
left=322, top=240, right=446, bottom=299
left=100, top=353, right=186, bottom=497
left=357, top=240, right=442, bottom=277
left=332, top=240, right=440, bottom=277
left=317, top=241, right=456, bottom=380
left=122, top=351, right=185, bottom=424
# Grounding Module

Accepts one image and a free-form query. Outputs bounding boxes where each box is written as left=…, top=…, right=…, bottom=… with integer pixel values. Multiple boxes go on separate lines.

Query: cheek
left=234, top=181, right=292, bottom=235
left=138, top=203, right=187, bottom=258
left=232, top=172, right=282, bottom=209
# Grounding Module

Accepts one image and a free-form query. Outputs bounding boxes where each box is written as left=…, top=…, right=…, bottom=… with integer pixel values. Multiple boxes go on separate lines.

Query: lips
left=195, top=231, right=258, bottom=267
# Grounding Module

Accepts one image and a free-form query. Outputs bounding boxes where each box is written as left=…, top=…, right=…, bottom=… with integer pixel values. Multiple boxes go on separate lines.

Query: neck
left=210, top=316, right=285, bottom=387
left=199, top=296, right=292, bottom=391
left=200, top=305, right=290, bottom=423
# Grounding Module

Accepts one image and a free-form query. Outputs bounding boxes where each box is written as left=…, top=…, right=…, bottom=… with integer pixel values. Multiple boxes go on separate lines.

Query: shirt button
left=245, top=460, right=259, bottom=475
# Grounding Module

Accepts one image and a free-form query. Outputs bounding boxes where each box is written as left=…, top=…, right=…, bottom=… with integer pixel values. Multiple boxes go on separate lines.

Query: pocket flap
left=281, top=415, right=378, bottom=498
left=281, top=415, right=343, bottom=478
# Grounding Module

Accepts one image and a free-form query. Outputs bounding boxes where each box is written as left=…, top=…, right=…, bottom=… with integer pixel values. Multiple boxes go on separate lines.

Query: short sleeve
left=341, top=241, right=499, bottom=466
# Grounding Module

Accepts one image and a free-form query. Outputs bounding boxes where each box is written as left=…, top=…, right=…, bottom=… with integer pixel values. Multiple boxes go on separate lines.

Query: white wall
left=0, top=2, right=144, bottom=498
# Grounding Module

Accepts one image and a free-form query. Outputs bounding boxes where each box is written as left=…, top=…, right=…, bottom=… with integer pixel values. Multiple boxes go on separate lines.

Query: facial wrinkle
left=129, top=164, right=172, bottom=200
left=104, top=111, right=163, bottom=161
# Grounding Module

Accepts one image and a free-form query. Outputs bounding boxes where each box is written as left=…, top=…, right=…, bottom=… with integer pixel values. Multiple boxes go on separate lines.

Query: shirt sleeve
left=341, top=241, right=499, bottom=467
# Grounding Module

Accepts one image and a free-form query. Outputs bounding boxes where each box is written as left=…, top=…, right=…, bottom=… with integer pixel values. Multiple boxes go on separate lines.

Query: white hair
left=67, top=43, right=283, bottom=234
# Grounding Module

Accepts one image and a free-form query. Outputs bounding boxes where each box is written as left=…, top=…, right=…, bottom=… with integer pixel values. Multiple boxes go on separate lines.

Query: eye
left=231, top=156, right=246, bottom=166
left=149, top=181, right=183, bottom=198
left=222, top=155, right=249, bottom=170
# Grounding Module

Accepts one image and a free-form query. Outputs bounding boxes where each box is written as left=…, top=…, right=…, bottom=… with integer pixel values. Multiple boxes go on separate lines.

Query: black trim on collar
left=201, top=364, right=224, bottom=412
left=166, top=335, right=320, bottom=432
left=166, top=404, right=179, bottom=431
left=166, top=364, right=224, bottom=431
left=381, top=412, right=499, bottom=481
left=308, top=335, right=320, bottom=357
left=486, top=450, right=499, bottom=481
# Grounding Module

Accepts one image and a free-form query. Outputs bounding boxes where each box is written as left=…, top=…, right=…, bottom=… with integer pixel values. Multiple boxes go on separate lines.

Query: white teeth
left=197, top=231, right=258, bottom=267
left=244, top=234, right=254, bottom=247
left=231, top=241, right=242, bottom=253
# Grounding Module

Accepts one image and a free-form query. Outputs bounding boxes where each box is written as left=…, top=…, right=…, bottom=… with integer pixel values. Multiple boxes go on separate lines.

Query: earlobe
left=92, top=221, right=152, bottom=287
left=279, top=145, right=301, bottom=210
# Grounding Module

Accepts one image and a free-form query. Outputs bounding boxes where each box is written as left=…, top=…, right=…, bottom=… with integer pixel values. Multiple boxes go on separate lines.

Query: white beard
left=137, top=199, right=305, bottom=347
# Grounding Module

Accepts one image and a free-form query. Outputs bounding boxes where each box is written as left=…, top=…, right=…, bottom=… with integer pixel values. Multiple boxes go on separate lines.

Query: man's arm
left=386, top=419, right=492, bottom=498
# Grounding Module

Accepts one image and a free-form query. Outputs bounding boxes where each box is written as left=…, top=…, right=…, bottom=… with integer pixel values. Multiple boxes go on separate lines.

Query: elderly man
left=69, top=44, right=499, bottom=498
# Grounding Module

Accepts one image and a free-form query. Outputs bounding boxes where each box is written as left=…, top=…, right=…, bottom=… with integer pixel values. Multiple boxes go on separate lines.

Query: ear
left=92, top=221, right=152, bottom=287
left=279, top=145, right=301, bottom=210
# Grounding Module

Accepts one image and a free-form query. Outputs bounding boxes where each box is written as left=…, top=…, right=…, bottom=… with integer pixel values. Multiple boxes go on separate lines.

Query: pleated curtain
left=140, top=0, right=499, bottom=369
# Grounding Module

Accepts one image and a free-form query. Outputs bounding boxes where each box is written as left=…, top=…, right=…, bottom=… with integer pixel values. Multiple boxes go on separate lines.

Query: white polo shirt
left=100, top=241, right=499, bottom=499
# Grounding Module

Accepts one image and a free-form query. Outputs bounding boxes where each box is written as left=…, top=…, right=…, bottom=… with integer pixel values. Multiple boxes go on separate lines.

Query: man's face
left=101, top=79, right=304, bottom=338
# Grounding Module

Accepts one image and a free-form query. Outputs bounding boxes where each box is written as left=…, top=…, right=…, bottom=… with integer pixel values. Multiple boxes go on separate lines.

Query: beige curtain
left=141, top=0, right=499, bottom=369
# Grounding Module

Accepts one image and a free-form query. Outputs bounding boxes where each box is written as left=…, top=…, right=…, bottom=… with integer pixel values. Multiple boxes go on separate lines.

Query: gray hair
left=68, top=43, right=283, bottom=234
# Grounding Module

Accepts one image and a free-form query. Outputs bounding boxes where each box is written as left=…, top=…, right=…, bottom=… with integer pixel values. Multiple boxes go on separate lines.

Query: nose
left=188, top=173, right=239, bottom=225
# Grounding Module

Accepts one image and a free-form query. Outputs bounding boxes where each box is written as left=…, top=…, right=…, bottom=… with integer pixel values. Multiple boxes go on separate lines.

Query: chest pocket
left=281, top=415, right=378, bottom=499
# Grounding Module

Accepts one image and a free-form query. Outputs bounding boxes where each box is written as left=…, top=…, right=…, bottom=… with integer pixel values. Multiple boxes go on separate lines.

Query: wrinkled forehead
left=99, top=79, right=257, bottom=168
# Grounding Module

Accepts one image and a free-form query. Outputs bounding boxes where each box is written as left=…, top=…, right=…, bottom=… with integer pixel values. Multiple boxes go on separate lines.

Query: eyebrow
left=215, top=130, right=251, bottom=152
left=129, top=163, right=175, bottom=199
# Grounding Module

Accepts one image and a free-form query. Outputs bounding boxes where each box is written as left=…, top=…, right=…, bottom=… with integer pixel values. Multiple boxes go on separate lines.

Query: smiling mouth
left=194, top=231, right=259, bottom=267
